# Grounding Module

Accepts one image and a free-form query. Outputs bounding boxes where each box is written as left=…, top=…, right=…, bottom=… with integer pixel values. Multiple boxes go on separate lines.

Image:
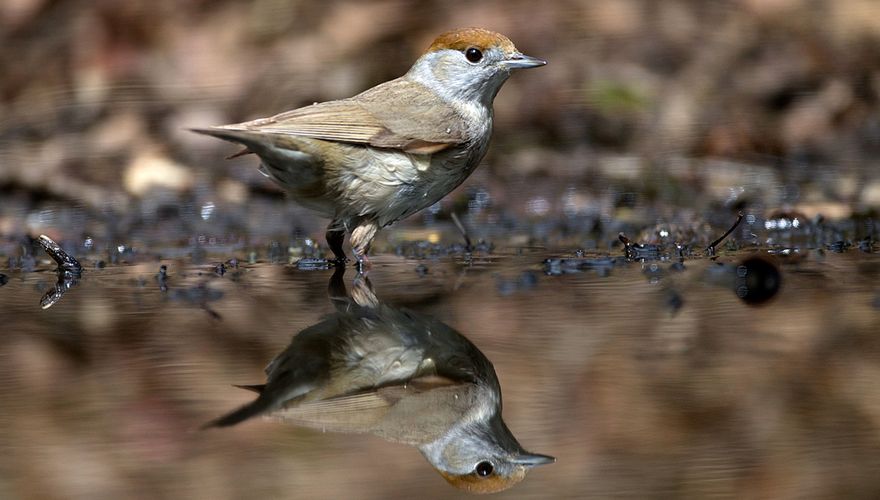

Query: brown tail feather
left=234, top=384, right=266, bottom=394
left=226, top=148, right=253, bottom=160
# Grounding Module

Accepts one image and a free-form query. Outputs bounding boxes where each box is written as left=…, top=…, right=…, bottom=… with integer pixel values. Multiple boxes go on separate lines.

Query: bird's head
left=408, top=28, right=546, bottom=105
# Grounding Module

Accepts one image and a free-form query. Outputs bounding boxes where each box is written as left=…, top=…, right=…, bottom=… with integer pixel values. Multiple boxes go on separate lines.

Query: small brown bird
left=192, top=28, right=544, bottom=265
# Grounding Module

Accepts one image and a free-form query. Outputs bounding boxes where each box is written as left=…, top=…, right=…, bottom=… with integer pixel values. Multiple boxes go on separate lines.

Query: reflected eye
left=475, top=461, right=494, bottom=477
left=465, top=47, right=483, bottom=63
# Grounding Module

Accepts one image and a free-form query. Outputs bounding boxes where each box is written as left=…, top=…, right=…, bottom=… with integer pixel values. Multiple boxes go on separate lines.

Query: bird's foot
left=354, top=254, right=371, bottom=274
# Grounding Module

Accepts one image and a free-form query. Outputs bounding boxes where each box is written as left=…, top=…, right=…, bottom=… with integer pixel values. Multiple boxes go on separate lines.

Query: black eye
left=475, top=461, right=494, bottom=477
left=465, top=47, right=483, bottom=63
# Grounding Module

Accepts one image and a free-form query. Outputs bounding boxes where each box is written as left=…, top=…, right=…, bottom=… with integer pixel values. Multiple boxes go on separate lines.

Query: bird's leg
left=350, top=220, right=379, bottom=271
left=325, top=225, right=347, bottom=265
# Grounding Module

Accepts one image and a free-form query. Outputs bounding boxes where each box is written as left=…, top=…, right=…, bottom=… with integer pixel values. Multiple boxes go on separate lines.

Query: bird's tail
left=202, top=384, right=274, bottom=429
left=190, top=127, right=269, bottom=152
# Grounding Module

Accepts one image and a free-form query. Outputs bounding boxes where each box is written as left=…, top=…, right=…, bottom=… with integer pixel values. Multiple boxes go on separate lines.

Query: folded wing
left=208, top=79, right=467, bottom=154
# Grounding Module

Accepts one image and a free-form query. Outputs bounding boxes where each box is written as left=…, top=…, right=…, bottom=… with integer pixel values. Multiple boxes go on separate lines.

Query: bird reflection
left=206, top=267, right=553, bottom=493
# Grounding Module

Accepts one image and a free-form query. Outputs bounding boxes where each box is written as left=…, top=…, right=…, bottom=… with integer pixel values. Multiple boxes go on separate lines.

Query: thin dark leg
left=327, top=264, right=348, bottom=308
left=325, top=226, right=347, bottom=265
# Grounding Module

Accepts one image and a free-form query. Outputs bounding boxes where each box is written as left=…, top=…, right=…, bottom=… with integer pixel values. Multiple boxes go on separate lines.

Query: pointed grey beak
left=511, top=452, right=556, bottom=467
left=503, top=53, right=547, bottom=69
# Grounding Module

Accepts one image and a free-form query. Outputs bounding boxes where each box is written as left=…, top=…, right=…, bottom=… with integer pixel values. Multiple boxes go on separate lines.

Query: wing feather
left=272, top=376, right=471, bottom=443
left=214, top=79, right=467, bottom=154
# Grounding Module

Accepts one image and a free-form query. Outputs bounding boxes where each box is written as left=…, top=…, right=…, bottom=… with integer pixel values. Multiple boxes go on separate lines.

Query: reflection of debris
left=37, top=235, right=83, bottom=310
left=0, top=274, right=7, bottom=287
left=157, top=265, right=169, bottom=292
left=664, top=287, right=685, bottom=314
left=543, top=256, right=625, bottom=276
left=415, top=263, right=429, bottom=276
left=496, top=271, right=539, bottom=296
left=40, top=273, right=80, bottom=310
left=167, top=282, right=223, bottom=304
left=705, top=255, right=781, bottom=306
left=735, top=256, right=781, bottom=305
left=165, top=282, right=224, bottom=320
left=153, top=263, right=222, bottom=318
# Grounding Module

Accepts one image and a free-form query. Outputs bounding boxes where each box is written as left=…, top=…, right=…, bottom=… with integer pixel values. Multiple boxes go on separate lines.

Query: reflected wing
left=210, top=79, right=467, bottom=154
left=275, top=376, right=475, bottom=444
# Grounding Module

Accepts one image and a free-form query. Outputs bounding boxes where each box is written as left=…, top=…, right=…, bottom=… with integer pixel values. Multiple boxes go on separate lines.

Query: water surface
left=1, top=249, right=878, bottom=498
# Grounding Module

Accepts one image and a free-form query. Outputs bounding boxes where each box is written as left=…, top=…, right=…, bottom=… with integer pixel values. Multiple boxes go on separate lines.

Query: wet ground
left=1, top=229, right=879, bottom=498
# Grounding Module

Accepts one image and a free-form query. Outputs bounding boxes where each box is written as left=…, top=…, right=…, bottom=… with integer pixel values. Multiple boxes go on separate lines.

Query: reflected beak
left=511, top=452, right=556, bottom=467
left=503, top=53, right=547, bottom=69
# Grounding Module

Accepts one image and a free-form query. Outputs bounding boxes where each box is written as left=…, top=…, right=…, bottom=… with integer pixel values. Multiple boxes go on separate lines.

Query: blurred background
left=2, top=1, right=880, bottom=499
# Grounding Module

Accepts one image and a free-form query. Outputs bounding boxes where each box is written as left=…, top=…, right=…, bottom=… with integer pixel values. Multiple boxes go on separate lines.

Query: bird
left=191, top=28, right=545, bottom=267
left=204, top=268, right=554, bottom=493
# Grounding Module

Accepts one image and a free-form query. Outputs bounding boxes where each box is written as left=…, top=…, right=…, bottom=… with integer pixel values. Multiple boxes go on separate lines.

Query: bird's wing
left=272, top=376, right=474, bottom=444
left=212, top=79, right=467, bottom=154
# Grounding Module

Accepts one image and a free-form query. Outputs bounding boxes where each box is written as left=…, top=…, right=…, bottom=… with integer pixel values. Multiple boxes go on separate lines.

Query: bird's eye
left=475, top=461, right=494, bottom=477
left=465, top=47, right=483, bottom=63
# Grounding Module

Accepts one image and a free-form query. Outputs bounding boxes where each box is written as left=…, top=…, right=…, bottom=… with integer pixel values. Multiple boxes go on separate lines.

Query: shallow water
left=1, top=247, right=879, bottom=499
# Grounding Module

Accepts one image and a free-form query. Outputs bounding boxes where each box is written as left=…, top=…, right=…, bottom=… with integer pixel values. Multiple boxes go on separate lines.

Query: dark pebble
left=518, top=271, right=538, bottom=289
left=665, top=288, right=684, bottom=313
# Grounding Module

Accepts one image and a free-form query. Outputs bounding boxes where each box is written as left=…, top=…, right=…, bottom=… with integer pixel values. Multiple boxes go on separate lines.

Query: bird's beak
left=511, top=452, right=556, bottom=467
left=502, top=53, right=547, bottom=69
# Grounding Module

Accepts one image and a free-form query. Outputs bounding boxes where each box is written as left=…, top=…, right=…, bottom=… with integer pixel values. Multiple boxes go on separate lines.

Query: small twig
left=706, top=212, right=744, bottom=256
left=37, top=235, right=82, bottom=309
left=38, top=235, right=82, bottom=275
left=450, top=212, right=473, bottom=252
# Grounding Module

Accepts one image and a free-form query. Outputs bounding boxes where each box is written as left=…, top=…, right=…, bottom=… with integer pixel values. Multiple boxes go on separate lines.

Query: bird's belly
left=334, top=147, right=477, bottom=226
left=258, top=148, right=337, bottom=217
left=263, top=142, right=479, bottom=224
